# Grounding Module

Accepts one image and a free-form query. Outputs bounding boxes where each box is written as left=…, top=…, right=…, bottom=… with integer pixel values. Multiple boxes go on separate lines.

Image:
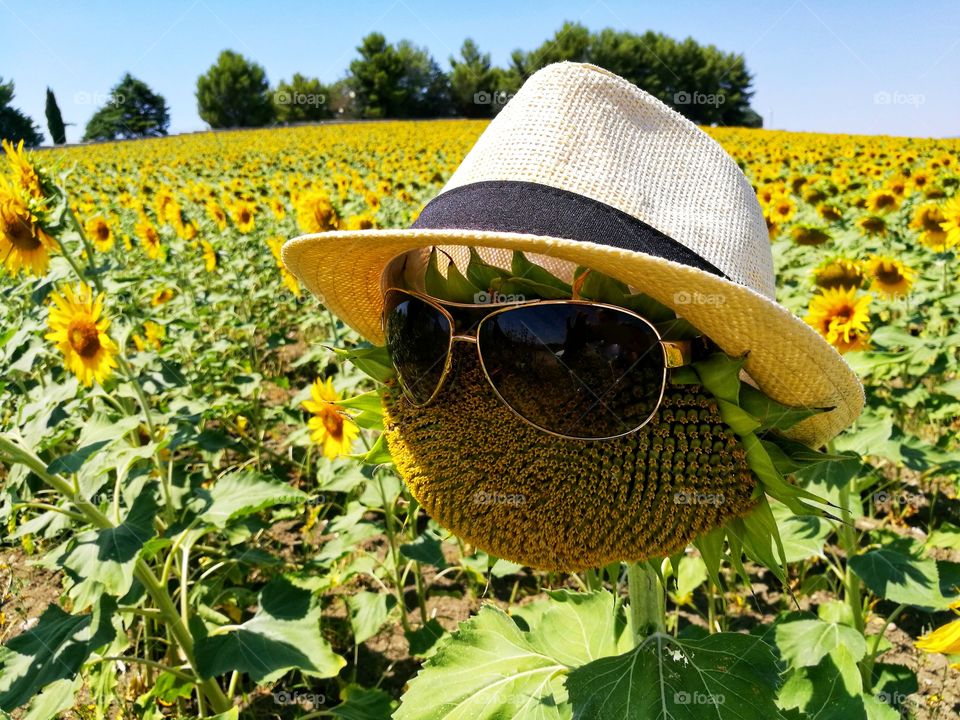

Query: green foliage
left=44, top=87, right=66, bottom=145
left=82, top=73, right=170, bottom=141
left=349, top=33, right=451, bottom=119
left=196, top=49, right=275, bottom=128
left=0, top=76, right=43, bottom=146
left=273, top=72, right=332, bottom=123
left=513, top=21, right=762, bottom=126
left=448, top=39, right=511, bottom=118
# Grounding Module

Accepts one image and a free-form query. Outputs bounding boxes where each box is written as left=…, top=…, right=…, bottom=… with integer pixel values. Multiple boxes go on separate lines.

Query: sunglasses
left=381, top=288, right=699, bottom=441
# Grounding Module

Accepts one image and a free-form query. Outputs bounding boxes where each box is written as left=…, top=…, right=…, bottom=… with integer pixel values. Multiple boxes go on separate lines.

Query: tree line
left=0, top=22, right=762, bottom=146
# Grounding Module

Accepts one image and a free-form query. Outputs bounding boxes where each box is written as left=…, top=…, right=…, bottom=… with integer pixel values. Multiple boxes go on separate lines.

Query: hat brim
left=282, top=228, right=864, bottom=448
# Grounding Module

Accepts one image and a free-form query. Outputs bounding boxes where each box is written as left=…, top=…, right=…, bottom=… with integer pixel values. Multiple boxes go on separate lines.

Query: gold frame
left=381, top=288, right=695, bottom=441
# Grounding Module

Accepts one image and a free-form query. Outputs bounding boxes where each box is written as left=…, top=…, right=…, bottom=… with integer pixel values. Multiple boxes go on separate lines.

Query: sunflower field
left=1, top=120, right=960, bottom=719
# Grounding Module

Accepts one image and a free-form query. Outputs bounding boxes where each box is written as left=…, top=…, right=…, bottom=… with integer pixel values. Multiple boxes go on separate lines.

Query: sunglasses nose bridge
left=451, top=334, right=478, bottom=344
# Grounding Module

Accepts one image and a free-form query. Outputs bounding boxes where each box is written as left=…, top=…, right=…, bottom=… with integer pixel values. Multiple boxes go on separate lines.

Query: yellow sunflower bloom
left=911, top=202, right=950, bottom=251
left=866, top=255, right=915, bottom=298
left=232, top=201, right=257, bottom=234
left=45, top=284, right=119, bottom=387
left=136, top=218, right=164, bottom=260
left=939, top=196, right=960, bottom=249
left=85, top=215, right=114, bottom=252
left=0, top=177, right=57, bottom=276
left=201, top=240, right=217, bottom=272
left=2, top=139, right=44, bottom=199
left=302, top=378, right=359, bottom=459
left=768, top=194, right=796, bottom=223
left=917, top=600, right=960, bottom=669
left=814, top=258, right=864, bottom=291
left=856, top=214, right=887, bottom=237
left=296, top=190, right=339, bottom=233
left=132, top=320, right=165, bottom=352
left=806, top=286, right=872, bottom=353
left=151, top=287, right=176, bottom=306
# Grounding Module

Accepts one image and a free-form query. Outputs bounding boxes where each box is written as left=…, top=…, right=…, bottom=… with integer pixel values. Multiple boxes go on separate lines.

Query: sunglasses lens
left=478, top=304, right=666, bottom=439
left=383, top=291, right=452, bottom=404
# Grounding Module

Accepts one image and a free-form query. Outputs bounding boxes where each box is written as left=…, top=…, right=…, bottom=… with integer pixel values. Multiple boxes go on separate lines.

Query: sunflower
left=302, top=378, right=359, bottom=459
left=295, top=190, right=339, bottom=233
left=232, top=201, right=256, bottom=233
left=790, top=224, right=831, bottom=246
left=45, top=284, right=119, bottom=387
left=813, top=258, right=864, bottom=290
left=0, top=177, right=56, bottom=276
left=85, top=215, right=114, bottom=252
left=768, top=194, right=796, bottom=223
left=206, top=202, right=228, bottom=231
left=856, top=214, right=887, bottom=237
left=865, top=189, right=899, bottom=213
left=201, top=240, right=217, bottom=272
left=269, top=197, right=286, bottom=220
left=817, top=203, right=844, bottom=222
left=806, top=287, right=872, bottom=353
left=2, top=139, right=44, bottom=199
left=132, top=320, right=165, bottom=352
left=911, top=202, right=949, bottom=250
left=151, top=287, right=176, bottom=306
left=266, top=236, right=301, bottom=296
left=916, top=600, right=960, bottom=669
left=343, top=213, right=376, bottom=231
left=136, top=218, right=164, bottom=260
left=939, top=196, right=960, bottom=249
left=866, top=255, right=915, bottom=298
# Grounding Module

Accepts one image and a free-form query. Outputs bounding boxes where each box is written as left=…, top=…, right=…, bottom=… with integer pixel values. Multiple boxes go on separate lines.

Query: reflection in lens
left=383, top=291, right=451, bottom=405
left=478, top=304, right=665, bottom=439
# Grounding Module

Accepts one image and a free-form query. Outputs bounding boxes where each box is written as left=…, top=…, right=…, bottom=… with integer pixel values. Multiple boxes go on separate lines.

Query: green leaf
left=511, top=251, right=571, bottom=293
left=465, top=248, right=510, bottom=291
left=187, top=471, right=310, bottom=529
left=332, top=344, right=395, bottom=383
left=330, top=683, right=397, bottom=719
left=778, top=645, right=867, bottom=720
left=566, top=631, right=781, bottom=720
left=193, top=576, right=345, bottom=683
left=691, top=352, right=746, bottom=404
left=443, top=259, right=483, bottom=303
left=774, top=618, right=867, bottom=668
left=395, top=604, right=573, bottom=719
left=355, top=432, right=393, bottom=465
left=0, top=595, right=117, bottom=712
left=401, top=532, right=448, bottom=568
left=346, top=591, right=397, bottom=644
left=57, top=484, right=160, bottom=608
left=770, top=502, right=830, bottom=562
left=850, top=548, right=955, bottom=609
left=405, top=619, right=447, bottom=659
left=739, top=384, right=829, bottom=432
left=673, top=555, right=707, bottom=602
left=527, top=590, right=631, bottom=666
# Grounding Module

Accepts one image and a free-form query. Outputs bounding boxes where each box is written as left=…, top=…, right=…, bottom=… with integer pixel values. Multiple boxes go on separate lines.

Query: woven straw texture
left=282, top=62, right=865, bottom=448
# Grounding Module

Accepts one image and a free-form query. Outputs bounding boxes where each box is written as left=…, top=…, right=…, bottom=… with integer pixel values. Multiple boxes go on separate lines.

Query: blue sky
left=2, top=0, right=957, bottom=143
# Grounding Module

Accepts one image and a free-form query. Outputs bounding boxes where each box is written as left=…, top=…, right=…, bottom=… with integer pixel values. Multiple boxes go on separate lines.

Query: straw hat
left=283, top=61, right=864, bottom=448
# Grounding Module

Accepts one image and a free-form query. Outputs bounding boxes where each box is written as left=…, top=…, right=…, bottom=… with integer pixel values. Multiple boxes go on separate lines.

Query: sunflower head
left=0, top=177, right=56, bottom=276
left=303, top=378, right=360, bottom=459
left=296, top=191, right=339, bottom=234
left=791, top=224, right=831, bottom=246
left=866, top=255, right=915, bottom=299
left=44, top=284, right=119, bottom=387
left=85, top=215, right=114, bottom=252
left=813, top=258, right=864, bottom=291
left=382, top=348, right=757, bottom=571
left=806, top=286, right=872, bottom=353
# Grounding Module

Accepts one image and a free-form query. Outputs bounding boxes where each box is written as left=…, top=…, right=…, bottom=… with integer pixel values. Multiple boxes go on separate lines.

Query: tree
left=449, top=39, right=500, bottom=118
left=348, top=33, right=451, bottom=119
left=82, top=74, right=169, bottom=141
left=513, top=23, right=761, bottom=127
left=0, top=77, right=43, bottom=147
left=45, top=87, right=66, bottom=144
left=273, top=73, right=332, bottom=123
left=196, top=50, right=274, bottom=129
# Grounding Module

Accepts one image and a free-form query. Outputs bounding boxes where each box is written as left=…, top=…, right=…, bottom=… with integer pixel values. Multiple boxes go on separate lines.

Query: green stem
left=627, top=561, right=665, bottom=644
left=67, top=207, right=105, bottom=293
left=861, top=603, right=906, bottom=690
left=0, top=435, right=231, bottom=713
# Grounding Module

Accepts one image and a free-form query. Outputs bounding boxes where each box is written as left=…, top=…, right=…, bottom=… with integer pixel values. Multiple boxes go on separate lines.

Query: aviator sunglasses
left=382, top=287, right=703, bottom=441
